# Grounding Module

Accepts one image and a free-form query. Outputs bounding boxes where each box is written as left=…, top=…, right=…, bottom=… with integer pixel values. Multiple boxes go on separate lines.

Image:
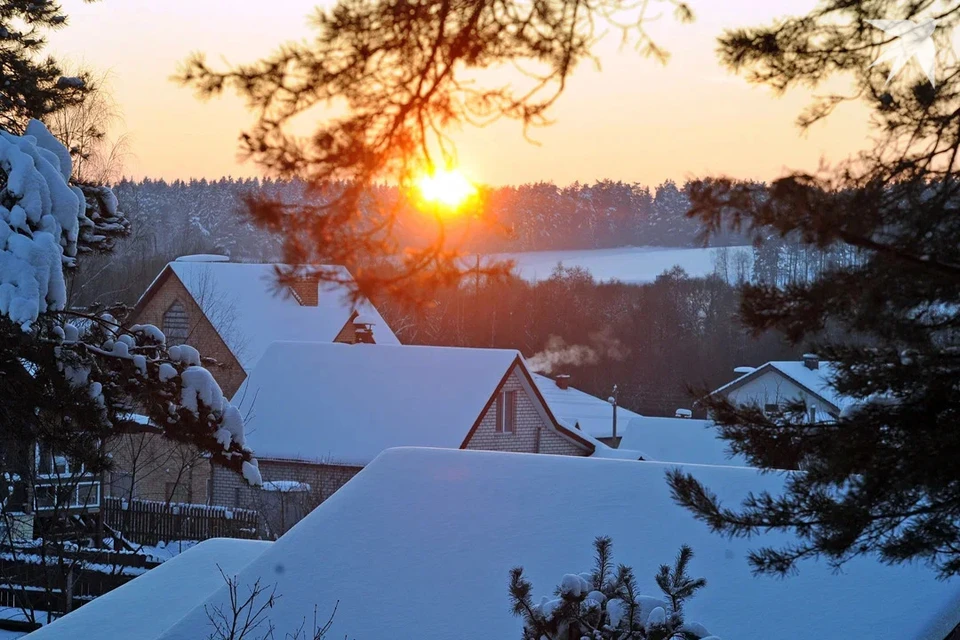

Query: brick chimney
left=802, top=353, right=820, bottom=371
left=352, top=314, right=376, bottom=344
left=555, top=374, right=571, bottom=390
left=288, top=277, right=319, bottom=306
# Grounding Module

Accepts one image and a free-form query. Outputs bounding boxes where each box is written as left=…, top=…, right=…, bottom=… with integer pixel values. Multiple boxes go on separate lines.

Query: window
left=763, top=403, right=779, bottom=415
left=808, top=405, right=817, bottom=423
left=495, top=390, right=517, bottom=434
left=162, top=301, right=190, bottom=346
left=36, top=445, right=79, bottom=477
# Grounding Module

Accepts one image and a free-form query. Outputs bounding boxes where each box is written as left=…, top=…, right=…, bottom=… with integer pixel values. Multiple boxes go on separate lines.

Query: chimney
left=352, top=314, right=376, bottom=344
left=802, top=353, right=820, bottom=371
left=555, top=374, right=571, bottom=390
left=289, top=277, right=319, bottom=306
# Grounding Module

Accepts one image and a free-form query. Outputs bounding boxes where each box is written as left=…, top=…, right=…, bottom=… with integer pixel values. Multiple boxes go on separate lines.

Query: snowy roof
left=136, top=261, right=400, bottom=371
left=712, top=360, right=852, bottom=412
left=234, top=342, right=580, bottom=465
left=619, top=416, right=748, bottom=467
left=531, top=373, right=642, bottom=438
left=153, top=448, right=960, bottom=640
left=29, top=538, right=271, bottom=640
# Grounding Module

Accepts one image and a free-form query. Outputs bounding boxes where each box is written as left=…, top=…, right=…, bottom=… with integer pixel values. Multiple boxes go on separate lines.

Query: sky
left=50, top=0, right=878, bottom=187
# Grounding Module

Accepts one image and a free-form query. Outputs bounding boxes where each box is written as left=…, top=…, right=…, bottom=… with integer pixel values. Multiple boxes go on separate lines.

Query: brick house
left=218, top=341, right=599, bottom=535
left=112, top=256, right=400, bottom=504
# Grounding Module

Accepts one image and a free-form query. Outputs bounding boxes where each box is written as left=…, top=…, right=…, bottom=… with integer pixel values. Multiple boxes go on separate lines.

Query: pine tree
left=667, top=0, right=960, bottom=578
left=0, top=1, right=93, bottom=132
left=508, top=537, right=715, bottom=640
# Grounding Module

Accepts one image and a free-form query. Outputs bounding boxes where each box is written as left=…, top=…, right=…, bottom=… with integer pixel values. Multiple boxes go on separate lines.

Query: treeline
left=380, top=265, right=801, bottom=418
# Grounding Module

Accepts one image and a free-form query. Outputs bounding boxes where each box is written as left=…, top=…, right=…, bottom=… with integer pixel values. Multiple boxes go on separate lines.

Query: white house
left=710, top=354, right=851, bottom=421
left=44, top=448, right=960, bottom=640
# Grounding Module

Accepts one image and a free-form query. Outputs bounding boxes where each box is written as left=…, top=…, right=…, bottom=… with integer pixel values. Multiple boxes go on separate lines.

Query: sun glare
left=416, top=169, right=477, bottom=210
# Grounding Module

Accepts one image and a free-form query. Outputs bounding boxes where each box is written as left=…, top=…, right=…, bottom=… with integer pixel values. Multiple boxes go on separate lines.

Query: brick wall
left=128, top=269, right=247, bottom=397
left=464, top=368, right=589, bottom=456
left=210, top=459, right=362, bottom=537
left=105, top=433, right=210, bottom=504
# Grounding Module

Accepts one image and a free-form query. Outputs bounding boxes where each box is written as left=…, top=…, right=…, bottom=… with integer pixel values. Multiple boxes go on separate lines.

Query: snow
left=157, top=362, right=177, bottom=382
left=0, top=122, right=89, bottom=329
left=27, top=538, right=271, bottom=640
left=234, top=341, right=521, bottom=465
left=619, top=417, right=748, bottom=467
left=531, top=373, right=642, bottom=438
left=143, top=261, right=401, bottom=372
left=151, top=448, right=959, bottom=640
left=493, top=246, right=750, bottom=284
left=261, top=480, right=311, bottom=493
left=174, top=254, right=230, bottom=263
left=179, top=366, right=224, bottom=416
left=241, top=460, right=262, bottom=485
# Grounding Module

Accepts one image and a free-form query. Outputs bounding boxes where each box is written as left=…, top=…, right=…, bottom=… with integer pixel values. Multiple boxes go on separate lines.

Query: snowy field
left=491, top=246, right=751, bottom=284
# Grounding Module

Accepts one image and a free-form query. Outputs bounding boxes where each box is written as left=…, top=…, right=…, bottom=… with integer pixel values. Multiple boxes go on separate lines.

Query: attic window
left=495, top=390, right=517, bottom=434
left=163, top=301, right=189, bottom=346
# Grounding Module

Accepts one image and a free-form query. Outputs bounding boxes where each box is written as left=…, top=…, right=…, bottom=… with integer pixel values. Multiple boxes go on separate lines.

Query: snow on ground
left=619, top=416, right=748, bottom=467
left=150, top=448, right=959, bottom=640
left=492, top=246, right=751, bottom=284
left=27, top=539, right=271, bottom=640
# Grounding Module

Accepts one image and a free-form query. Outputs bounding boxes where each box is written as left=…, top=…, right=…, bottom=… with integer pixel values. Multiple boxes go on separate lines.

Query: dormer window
left=163, top=301, right=189, bottom=345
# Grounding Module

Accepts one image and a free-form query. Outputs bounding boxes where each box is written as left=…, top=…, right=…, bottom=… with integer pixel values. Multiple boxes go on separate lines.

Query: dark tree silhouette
left=667, top=0, right=960, bottom=578
left=178, top=0, right=693, bottom=303
left=0, top=1, right=96, bottom=132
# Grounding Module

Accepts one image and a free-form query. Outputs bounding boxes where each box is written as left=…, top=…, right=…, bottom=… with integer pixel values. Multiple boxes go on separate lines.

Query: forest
left=61, top=176, right=853, bottom=417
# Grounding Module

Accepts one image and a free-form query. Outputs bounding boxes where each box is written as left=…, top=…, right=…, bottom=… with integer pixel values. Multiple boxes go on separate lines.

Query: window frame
left=495, top=389, right=517, bottom=434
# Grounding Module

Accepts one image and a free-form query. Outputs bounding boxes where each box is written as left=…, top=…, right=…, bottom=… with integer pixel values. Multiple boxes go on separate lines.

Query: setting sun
left=416, top=169, right=477, bottom=210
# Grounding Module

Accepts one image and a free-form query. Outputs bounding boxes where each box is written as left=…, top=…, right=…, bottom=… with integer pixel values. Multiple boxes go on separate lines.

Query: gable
left=462, top=364, right=592, bottom=456
left=128, top=267, right=246, bottom=396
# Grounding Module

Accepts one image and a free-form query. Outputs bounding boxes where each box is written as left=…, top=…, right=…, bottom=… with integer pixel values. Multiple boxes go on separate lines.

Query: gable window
left=163, top=301, right=190, bottom=346
left=495, top=390, right=517, bottom=434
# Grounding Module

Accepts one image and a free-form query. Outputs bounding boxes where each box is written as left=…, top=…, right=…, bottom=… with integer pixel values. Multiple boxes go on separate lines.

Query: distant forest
left=67, top=176, right=853, bottom=417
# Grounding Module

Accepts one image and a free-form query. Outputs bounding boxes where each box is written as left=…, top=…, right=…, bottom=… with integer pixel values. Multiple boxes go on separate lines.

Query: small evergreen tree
left=509, top=537, right=716, bottom=640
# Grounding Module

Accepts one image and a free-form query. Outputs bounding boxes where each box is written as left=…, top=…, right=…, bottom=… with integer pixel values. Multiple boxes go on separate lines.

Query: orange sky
left=50, top=0, right=877, bottom=187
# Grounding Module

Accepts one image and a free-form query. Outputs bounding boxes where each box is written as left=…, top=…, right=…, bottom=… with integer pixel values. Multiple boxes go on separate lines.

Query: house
left=531, top=373, right=642, bottom=445
left=111, top=256, right=400, bottom=505
left=218, top=341, right=597, bottom=535
left=27, top=538, right=271, bottom=640
left=48, top=448, right=960, bottom=640
left=128, top=255, right=400, bottom=397
left=0, top=443, right=104, bottom=544
left=710, top=353, right=852, bottom=421
left=617, top=416, right=748, bottom=467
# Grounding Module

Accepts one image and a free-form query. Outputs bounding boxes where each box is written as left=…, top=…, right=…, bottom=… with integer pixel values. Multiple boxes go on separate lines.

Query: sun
left=416, top=169, right=477, bottom=210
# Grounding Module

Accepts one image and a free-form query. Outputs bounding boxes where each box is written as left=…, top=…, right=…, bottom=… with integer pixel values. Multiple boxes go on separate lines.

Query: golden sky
left=51, top=0, right=877, bottom=186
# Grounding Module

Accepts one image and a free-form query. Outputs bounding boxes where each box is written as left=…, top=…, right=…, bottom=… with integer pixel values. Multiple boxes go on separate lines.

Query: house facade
left=710, top=354, right=850, bottom=422
left=215, top=341, right=596, bottom=536
left=112, top=256, right=400, bottom=505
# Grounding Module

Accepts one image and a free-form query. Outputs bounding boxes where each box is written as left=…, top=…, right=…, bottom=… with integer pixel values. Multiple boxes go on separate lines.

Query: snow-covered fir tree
left=509, top=537, right=718, bottom=640
left=0, top=121, right=260, bottom=515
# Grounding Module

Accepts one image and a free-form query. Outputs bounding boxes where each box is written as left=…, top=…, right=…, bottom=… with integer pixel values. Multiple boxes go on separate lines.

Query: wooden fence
left=102, top=497, right=259, bottom=545
left=0, top=547, right=161, bottom=617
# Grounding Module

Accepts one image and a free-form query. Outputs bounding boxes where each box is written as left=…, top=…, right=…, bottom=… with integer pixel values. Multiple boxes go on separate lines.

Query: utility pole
left=608, top=384, right=619, bottom=445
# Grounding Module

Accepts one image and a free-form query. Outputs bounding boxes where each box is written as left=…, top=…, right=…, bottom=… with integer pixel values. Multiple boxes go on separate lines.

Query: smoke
left=527, top=329, right=630, bottom=375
